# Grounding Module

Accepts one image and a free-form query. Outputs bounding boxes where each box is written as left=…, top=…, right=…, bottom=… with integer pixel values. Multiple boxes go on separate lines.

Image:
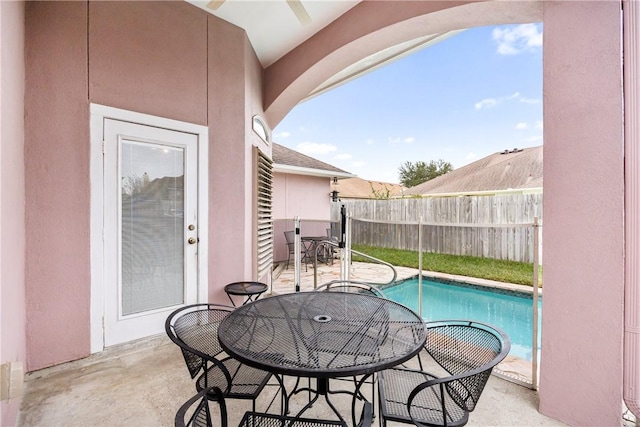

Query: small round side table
left=224, top=281, right=269, bottom=307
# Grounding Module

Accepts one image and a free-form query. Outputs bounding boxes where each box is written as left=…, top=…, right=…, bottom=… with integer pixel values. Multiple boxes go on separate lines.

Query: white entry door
left=103, top=119, right=200, bottom=346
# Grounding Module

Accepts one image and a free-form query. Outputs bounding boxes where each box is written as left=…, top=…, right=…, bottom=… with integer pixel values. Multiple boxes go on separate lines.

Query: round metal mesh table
left=218, top=292, right=426, bottom=378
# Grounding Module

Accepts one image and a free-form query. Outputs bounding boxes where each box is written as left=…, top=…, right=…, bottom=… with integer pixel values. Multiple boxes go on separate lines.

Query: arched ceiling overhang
left=263, top=0, right=542, bottom=126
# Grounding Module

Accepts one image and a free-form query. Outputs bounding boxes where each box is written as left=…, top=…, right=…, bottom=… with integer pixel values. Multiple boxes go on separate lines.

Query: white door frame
left=89, top=104, right=209, bottom=353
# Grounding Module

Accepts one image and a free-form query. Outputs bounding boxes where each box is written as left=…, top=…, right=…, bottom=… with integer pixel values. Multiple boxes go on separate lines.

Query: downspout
left=624, top=0, right=640, bottom=417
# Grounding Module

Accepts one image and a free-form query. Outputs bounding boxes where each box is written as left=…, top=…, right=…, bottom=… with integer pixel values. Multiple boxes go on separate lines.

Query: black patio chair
left=284, top=230, right=309, bottom=271
left=165, top=304, right=277, bottom=414
left=324, top=227, right=338, bottom=265
left=175, top=385, right=373, bottom=427
left=378, top=320, right=511, bottom=427
left=315, top=280, right=386, bottom=298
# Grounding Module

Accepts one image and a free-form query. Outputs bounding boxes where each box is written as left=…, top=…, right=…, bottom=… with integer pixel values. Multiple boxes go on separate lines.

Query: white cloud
left=520, top=97, right=541, bottom=104
left=351, top=161, right=366, bottom=168
left=335, top=153, right=353, bottom=161
left=535, top=120, right=544, bottom=130
left=475, top=92, right=539, bottom=110
left=388, top=137, right=402, bottom=144
left=388, top=136, right=417, bottom=144
left=465, top=152, right=478, bottom=161
left=365, top=139, right=374, bottom=145
left=275, top=131, right=291, bottom=139
left=493, top=23, right=542, bottom=55
left=475, top=98, right=498, bottom=110
left=296, top=142, right=337, bottom=156
left=515, top=122, right=528, bottom=130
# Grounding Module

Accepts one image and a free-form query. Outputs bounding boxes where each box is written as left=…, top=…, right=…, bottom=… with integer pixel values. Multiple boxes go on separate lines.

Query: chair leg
left=378, top=386, right=386, bottom=427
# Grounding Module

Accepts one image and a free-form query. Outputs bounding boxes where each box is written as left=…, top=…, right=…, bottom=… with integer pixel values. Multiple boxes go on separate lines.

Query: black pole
left=295, top=225, right=300, bottom=292
left=339, top=204, right=346, bottom=249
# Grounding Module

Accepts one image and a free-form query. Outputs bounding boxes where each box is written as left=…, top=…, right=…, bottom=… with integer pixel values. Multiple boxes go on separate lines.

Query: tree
left=369, top=182, right=392, bottom=200
left=398, top=159, right=453, bottom=188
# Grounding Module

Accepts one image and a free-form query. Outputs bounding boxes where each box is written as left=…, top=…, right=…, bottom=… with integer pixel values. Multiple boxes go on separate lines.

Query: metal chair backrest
left=165, top=304, right=233, bottom=379
left=315, top=280, right=386, bottom=298
left=175, top=386, right=227, bottom=427
left=284, top=230, right=295, bottom=248
left=422, top=320, right=511, bottom=412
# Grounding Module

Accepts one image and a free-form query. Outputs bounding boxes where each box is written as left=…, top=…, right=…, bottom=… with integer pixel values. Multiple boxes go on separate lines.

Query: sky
left=273, top=23, right=543, bottom=184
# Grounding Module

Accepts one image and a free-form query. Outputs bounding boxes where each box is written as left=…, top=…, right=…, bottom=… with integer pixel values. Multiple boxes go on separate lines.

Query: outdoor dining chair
left=314, top=280, right=386, bottom=298
left=175, top=385, right=373, bottom=427
left=324, top=227, right=338, bottom=265
left=377, top=320, right=511, bottom=427
left=165, top=304, right=277, bottom=414
left=284, top=230, right=309, bottom=271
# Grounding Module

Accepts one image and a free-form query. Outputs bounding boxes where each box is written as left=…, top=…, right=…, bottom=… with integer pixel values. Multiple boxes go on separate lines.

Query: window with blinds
left=255, top=147, right=274, bottom=279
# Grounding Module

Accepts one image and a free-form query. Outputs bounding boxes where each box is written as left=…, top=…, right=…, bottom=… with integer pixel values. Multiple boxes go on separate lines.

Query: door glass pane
left=120, top=141, right=184, bottom=315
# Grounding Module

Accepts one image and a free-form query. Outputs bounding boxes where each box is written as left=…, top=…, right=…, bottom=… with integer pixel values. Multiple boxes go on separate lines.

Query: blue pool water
left=382, top=276, right=542, bottom=361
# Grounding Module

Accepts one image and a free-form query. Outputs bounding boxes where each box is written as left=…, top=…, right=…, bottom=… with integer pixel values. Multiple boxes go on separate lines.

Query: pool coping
left=392, top=269, right=540, bottom=387
left=416, top=270, right=542, bottom=296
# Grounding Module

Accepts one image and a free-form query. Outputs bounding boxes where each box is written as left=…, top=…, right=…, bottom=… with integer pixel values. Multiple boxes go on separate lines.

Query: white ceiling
left=187, top=0, right=361, bottom=67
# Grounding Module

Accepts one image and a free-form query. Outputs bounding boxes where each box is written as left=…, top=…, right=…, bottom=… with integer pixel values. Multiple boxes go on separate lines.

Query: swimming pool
left=382, top=276, right=541, bottom=361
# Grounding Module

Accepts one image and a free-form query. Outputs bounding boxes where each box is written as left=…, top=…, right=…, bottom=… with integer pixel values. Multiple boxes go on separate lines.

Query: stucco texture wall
left=207, top=16, right=265, bottom=300
left=273, top=173, right=332, bottom=262
left=1, top=2, right=26, bottom=424
left=25, top=0, right=91, bottom=372
left=539, top=1, right=624, bottom=425
left=24, top=1, right=259, bottom=370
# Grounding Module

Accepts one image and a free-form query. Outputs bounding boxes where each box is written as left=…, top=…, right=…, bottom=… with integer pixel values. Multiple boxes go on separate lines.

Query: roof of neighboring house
left=403, top=146, right=543, bottom=196
left=330, top=177, right=404, bottom=200
left=272, top=143, right=354, bottom=179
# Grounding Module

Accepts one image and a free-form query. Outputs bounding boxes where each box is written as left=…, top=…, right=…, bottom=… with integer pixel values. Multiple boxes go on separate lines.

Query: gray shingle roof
left=403, top=146, right=543, bottom=196
left=272, top=142, right=351, bottom=175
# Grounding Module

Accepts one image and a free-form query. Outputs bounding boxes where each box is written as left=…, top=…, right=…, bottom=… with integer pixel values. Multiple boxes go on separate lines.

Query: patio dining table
left=302, top=236, right=331, bottom=264
left=217, top=291, right=427, bottom=426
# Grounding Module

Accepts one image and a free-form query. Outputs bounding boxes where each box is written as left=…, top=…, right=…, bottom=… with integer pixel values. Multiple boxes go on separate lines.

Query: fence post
left=418, top=216, right=423, bottom=318
left=532, top=216, right=540, bottom=389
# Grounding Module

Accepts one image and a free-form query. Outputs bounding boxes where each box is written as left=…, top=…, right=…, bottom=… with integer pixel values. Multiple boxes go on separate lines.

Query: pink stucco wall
left=539, top=1, right=624, bottom=425
left=0, top=2, right=26, bottom=424
left=89, top=2, right=208, bottom=125
left=207, top=16, right=266, bottom=300
left=273, top=172, right=332, bottom=262
left=25, top=1, right=91, bottom=371
left=24, top=1, right=262, bottom=370
left=274, top=173, right=331, bottom=221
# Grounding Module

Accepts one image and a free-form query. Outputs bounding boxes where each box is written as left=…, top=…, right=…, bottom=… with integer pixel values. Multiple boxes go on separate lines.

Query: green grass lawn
left=352, top=244, right=542, bottom=287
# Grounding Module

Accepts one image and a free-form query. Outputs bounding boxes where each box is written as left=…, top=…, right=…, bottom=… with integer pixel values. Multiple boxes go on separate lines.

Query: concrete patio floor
left=17, top=261, right=568, bottom=426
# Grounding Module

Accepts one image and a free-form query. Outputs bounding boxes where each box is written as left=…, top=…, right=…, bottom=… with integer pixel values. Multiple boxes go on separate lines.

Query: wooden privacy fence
left=331, top=193, right=543, bottom=263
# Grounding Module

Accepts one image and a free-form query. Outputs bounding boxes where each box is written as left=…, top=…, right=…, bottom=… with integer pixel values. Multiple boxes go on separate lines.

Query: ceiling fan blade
left=286, top=0, right=312, bottom=25
left=206, top=0, right=225, bottom=10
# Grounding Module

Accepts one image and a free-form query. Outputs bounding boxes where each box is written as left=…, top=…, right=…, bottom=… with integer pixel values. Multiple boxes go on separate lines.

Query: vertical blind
left=120, top=141, right=185, bottom=315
